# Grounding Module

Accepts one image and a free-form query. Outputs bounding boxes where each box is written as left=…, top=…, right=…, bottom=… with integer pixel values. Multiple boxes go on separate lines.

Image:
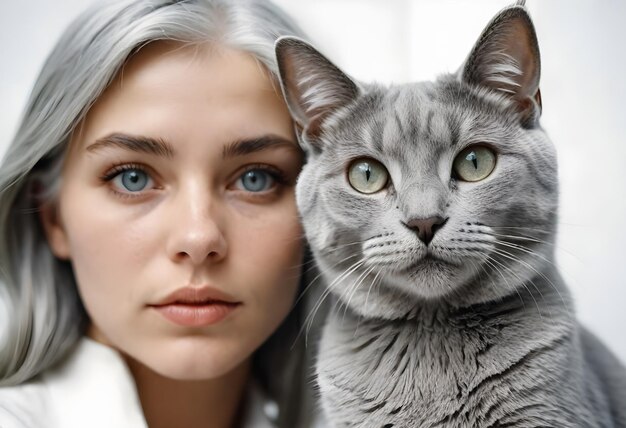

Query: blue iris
left=119, top=169, right=149, bottom=192
left=240, top=170, right=272, bottom=192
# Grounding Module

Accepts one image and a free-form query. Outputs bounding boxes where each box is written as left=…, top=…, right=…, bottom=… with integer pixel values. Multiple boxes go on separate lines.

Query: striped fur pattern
left=275, top=3, right=626, bottom=427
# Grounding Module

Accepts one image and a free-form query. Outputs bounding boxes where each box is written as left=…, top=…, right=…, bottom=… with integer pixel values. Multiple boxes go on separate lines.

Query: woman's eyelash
left=98, top=163, right=290, bottom=192
left=240, top=164, right=289, bottom=186
left=100, top=163, right=149, bottom=183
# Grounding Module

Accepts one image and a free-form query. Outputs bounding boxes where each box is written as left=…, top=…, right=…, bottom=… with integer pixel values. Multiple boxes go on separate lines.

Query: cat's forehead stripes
left=368, top=116, right=385, bottom=154
left=373, top=84, right=464, bottom=155
left=319, top=78, right=529, bottom=176
left=393, top=112, right=405, bottom=137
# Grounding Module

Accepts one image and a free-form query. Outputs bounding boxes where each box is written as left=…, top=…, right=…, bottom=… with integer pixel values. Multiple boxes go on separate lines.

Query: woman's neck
left=124, top=355, right=251, bottom=428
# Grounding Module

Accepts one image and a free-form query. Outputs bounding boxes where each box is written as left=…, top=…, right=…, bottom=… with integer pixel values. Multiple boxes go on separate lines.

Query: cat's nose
left=403, top=216, right=448, bottom=245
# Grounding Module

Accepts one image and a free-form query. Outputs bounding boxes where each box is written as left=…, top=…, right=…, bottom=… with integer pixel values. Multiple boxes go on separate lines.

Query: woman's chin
left=124, top=338, right=251, bottom=381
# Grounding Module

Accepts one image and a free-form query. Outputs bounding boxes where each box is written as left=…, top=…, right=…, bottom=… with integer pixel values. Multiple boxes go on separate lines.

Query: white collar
left=40, top=338, right=278, bottom=427
left=42, top=338, right=148, bottom=428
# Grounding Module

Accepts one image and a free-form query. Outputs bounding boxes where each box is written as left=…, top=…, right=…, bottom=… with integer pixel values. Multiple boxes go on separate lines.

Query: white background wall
left=1, top=1, right=624, bottom=361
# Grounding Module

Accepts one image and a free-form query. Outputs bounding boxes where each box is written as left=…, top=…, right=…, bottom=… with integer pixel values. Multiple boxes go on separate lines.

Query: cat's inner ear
left=460, top=5, right=542, bottom=125
left=275, top=37, right=359, bottom=140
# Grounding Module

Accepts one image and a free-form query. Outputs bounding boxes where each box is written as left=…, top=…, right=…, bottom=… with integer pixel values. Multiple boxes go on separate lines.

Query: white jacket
left=0, top=339, right=283, bottom=428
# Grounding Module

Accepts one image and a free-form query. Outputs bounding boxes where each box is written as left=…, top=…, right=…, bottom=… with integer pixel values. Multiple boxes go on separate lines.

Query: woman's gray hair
left=0, top=0, right=313, bottom=424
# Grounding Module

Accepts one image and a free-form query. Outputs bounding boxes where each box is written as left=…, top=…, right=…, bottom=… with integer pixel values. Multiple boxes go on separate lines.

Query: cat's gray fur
left=275, top=3, right=626, bottom=427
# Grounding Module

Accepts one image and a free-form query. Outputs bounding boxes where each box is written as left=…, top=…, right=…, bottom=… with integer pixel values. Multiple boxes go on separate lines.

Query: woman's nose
left=165, top=187, right=227, bottom=265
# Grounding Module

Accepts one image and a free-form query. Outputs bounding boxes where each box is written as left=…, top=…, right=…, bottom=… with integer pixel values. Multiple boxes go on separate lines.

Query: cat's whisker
left=320, top=232, right=396, bottom=258
left=297, top=257, right=319, bottom=270
left=320, top=239, right=369, bottom=255
left=487, top=225, right=552, bottom=235
left=293, top=252, right=361, bottom=309
left=488, top=232, right=545, bottom=244
left=489, top=248, right=559, bottom=321
left=465, top=257, right=482, bottom=281
left=298, top=281, right=335, bottom=348
left=490, top=248, right=545, bottom=299
left=483, top=255, right=528, bottom=312
left=485, top=256, right=524, bottom=309
left=490, top=246, right=570, bottom=318
left=292, top=257, right=326, bottom=283
left=468, top=257, right=493, bottom=289
left=363, top=269, right=382, bottom=321
left=366, top=250, right=411, bottom=268
left=492, top=238, right=554, bottom=267
left=342, top=265, right=376, bottom=328
left=338, top=265, right=371, bottom=321
left=487, top=231, right=583, bottom=263
left=297, top=258, right=365, bottom=346
left=479, top=230, right=584, bottom=292
left=318, top=259, right=366, bottom=322
left=302, top=286, right=338, bottom=346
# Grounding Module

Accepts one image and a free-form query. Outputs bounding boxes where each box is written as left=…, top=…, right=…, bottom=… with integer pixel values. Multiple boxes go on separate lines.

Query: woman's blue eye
left=238, top=169, right=274, bottom=192
left=112, top=169, right=151, bottom=192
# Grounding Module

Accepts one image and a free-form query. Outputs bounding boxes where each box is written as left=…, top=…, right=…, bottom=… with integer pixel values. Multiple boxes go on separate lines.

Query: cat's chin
left=385, top=255, right=472, bottom=301
left=330, top=261, right=476, bottom=320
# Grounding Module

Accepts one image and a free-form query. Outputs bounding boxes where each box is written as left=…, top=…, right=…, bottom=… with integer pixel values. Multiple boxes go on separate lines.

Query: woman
left=0, top=1, right=324, bottom=426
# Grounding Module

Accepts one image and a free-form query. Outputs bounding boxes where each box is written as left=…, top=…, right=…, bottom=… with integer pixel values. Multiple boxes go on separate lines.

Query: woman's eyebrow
left=222, top=135, right=298, bottom=159
left=86, top=133, right=175, bottom=158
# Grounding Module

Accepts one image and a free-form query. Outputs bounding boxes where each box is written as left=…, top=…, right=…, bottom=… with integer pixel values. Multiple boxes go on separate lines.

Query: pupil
left=129, top=172, right=139, bottom=183
left=466, top=152, right=478, bottom=169
left=365, top=166, right=371, bottom=181
left=244, top=171, right=266, bottom=191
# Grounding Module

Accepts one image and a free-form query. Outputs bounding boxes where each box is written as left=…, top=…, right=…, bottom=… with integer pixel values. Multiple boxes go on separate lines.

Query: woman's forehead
left=69, top=40, right=295, bottom=158
left=107, top=41, right=276, bottom=106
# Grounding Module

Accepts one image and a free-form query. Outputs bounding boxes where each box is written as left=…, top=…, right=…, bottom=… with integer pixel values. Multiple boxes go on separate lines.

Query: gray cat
left=275, top=2, right=626, bottom=428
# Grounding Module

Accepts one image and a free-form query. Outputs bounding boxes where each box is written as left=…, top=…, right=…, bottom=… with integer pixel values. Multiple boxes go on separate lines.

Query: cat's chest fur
left=315, top=299, right=591, bottom=428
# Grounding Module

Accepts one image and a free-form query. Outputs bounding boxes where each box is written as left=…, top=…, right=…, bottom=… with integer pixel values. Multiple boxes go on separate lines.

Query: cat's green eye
left=453, top=146, right=496, bottom=182
left=348, top=158, right=389, bottom=194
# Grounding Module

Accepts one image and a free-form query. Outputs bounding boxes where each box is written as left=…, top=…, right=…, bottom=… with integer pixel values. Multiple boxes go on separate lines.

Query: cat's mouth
left=401, top=253, right=457, bottom=273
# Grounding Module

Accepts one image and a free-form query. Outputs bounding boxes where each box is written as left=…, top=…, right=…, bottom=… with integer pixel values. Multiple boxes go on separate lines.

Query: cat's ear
left=459, top=3, right=542, bottom=126
left=275, top=37, right=359, bottom=145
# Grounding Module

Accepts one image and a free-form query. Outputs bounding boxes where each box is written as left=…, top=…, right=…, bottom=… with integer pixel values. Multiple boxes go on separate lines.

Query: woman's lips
left=150, top=286, right=242, bottom=327
left=153, top=302, right=240, bottom=327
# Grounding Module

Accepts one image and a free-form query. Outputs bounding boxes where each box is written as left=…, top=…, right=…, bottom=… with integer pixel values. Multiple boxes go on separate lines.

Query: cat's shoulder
left=578, top=326, right=626, bottom=424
